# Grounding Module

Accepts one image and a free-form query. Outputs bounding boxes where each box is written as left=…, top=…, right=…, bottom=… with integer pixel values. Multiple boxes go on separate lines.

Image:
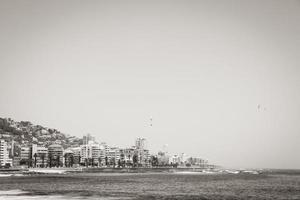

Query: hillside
left=0, top=117, right=83, bottom=149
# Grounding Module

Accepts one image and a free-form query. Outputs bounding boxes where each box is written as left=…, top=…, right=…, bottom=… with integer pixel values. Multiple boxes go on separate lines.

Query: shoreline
left=0, top=167, right=264, bottom=176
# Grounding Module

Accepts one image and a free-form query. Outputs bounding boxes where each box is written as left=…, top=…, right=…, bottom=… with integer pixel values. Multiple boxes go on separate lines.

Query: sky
left=0, top=0, right=299, bottom=169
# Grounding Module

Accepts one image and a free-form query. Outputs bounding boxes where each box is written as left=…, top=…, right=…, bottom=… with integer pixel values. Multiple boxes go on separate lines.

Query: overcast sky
left=0, top=0, right=299, bottom=169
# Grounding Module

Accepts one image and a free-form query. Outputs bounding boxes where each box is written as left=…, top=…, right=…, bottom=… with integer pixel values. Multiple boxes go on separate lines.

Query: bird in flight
left=258, top=104, right=267, bottom=111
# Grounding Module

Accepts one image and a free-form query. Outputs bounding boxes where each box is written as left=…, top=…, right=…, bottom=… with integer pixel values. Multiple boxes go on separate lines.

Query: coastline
left=0, top=167, right=264, bottom=176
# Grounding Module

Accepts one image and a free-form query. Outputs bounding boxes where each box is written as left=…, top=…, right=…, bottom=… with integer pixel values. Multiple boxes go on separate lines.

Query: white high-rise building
left=83, top=133, right=96, bottom=145
left=134, top=138, right=150, bottom=165
left=0, top=140, right=12, bottom=167
left=135, top=138, right=147, bottom=150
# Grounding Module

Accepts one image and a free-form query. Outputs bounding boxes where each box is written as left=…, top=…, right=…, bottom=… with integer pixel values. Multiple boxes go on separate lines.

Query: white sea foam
left=28, top=169, right=66, bottom=174
left=0, top=174, right=12, bottom=177
left=174, top=171, right=217, bottom=174
left=0, top=190, right=28, bottom=195
left=0, top=190, right=131, bottom=200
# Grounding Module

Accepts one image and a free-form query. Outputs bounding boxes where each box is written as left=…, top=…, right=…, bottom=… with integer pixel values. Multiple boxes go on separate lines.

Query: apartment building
left=31, top=144, right=48, bottom=167
left=0, top=139, right=12, bottom=167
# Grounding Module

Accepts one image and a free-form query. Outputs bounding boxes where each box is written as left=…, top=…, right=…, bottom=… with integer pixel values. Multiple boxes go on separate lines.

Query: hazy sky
left=0, top=0, right=299, bottom=169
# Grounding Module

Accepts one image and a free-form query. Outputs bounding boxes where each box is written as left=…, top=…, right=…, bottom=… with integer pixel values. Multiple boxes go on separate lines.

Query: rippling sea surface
left=0, top=171, right=299, bottom=200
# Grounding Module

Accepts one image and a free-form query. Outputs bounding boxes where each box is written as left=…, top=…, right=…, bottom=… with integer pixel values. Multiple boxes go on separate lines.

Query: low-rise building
left=186, top=157, right=208, bottom=167
left=98, top=143, right=107, bottom=165
left=20, top=147, right=30, bottom=160
left=31, top=144, right=48, bottom=167
left=169, top=154, right=180, bottom=165
left=63, top=149, right=74, bottom=167
left=121, top=147, right=135, bottom=163
left=107, top=147, right=120, bottom=165
left=48, top=144, right=64, bottom=167
left=20, top=146, right=31, bottom=166
left=80, top=142, right=101, bottom=166
left=69, top=147, right=81, bottom=166
left=157, top=151, right=169, bottom=166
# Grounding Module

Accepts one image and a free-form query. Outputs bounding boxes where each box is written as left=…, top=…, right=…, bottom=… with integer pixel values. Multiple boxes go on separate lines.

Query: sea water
left=0, top=171, right=299, bottom=200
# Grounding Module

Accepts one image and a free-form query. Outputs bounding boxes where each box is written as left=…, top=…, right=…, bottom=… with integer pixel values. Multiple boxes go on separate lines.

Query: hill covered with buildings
left=0, top=117, right=83, bottom=149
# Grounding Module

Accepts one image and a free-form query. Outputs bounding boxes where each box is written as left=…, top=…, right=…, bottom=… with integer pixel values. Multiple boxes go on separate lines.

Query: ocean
left=0, top=171, right=299, bottom=200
